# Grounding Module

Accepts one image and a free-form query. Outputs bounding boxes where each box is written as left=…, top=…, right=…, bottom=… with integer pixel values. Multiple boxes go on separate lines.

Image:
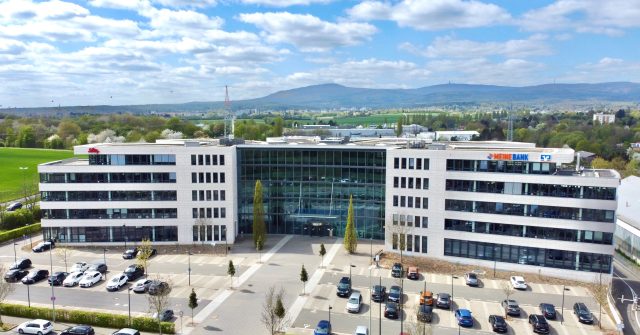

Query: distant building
left=435, top=130, right=480, bottom=141
left=615, top=176, right=640, bottom=264
left=593, top=113, right=615, bottom=124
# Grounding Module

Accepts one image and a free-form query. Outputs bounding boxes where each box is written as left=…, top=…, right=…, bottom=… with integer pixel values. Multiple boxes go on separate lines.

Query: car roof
left=355, top=326, right=367, bottom=331
left=512, top=276, right=525, bottom=280
left=114, top=328, right=139, bottom=335
left=438, top=292, right=450, bottom=297
left=457, top=309, right=471, bottom=316
left=317, top=320, right=330, bottom=326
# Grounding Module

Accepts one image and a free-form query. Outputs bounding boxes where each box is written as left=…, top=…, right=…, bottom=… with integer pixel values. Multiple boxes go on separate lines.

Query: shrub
left=0, top=223, right=41, bottom=244
left=1, top=208, right=34, bottom=230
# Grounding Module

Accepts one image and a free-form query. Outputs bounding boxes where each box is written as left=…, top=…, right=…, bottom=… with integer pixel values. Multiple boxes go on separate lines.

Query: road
left=612, top=259, right=640, bottom=335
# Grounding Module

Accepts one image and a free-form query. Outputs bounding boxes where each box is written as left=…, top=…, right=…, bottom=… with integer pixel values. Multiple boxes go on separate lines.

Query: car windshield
left=517, top=280, right=525, bottom=284
left=494, top=316, right=505, bottom=324
left=390, top=287, right=400, bottom=294
left=338, top=282, right=349, bottom=289
left=468, top=273, right=476, bottom=279
left=349, top=297, right=359, bottom=304
left=315, top=325, right=329, bottom=333
left=439, top=295, right=449, bottom=301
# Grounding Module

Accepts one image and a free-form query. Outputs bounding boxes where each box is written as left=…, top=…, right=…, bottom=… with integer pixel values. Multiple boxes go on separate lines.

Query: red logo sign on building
left=88, top=147, right=100, bottom=154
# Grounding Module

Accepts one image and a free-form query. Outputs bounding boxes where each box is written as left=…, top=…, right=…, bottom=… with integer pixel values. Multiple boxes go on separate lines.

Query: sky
left=0, top=0, right=639, bottom=107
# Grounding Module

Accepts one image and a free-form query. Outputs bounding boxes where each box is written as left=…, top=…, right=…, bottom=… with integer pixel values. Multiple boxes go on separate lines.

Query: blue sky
left=0, top=0, right=638, bottom=107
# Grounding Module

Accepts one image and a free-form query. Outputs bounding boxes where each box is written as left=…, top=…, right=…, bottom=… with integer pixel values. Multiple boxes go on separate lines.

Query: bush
left=0, top=303, right=174, bottom=334
left=0, top=223, right=41, bottom=244
left=1, top=208, right=34, bottom=230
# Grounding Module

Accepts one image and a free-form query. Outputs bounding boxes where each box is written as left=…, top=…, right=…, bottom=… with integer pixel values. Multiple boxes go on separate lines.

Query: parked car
left=16, top=319, right=54, bottom=334
left=32, top=240, right=55, bottom=253
left=489, top=314, right=508, bottom=333
left=388, top=285, right=402, bottom=303
left=87, top=262, right=108, bottom=274
left=106, top=273, right=129, bottom=291
left=63, top=272, right=85, bottom=287
left=391, top=263, right=403, bottom=278
left=573, top=302, right=594, bottom=324
left=435, top=293, right=451, bottom=309
left=10, top=258, right=32, bottom=270
left=148, top=280, right=170, bottom=295
left=4, top=269, right=28, bottom=282
left=354, top=325, right=368, bottom=335
left=48, top=272, right=68, bottom=286
left=112, top=329, right=140, bottom=335
left=455, top=309, right=474, bottom=327
left=59, top=325, right=95, bottom=335
left=132, top=278, right=153, bottom=293
left=406, top=266, right=419, bottom=280
left=337, top=276, right=352, bottom=297
left=7, top=202, right=23, bottom=211
left=539, top=303, right=557, bottom=320
left=419, top=290, right=434, bottom=306
left=384, top=302, right=398, bottom=319
left=510, top=276, right=527, bottom=290
left=465, top=272, right=479, bottom=286
left=122, top=247, right=139, bottom=259
left=152, top=309, right=174, bottom=322
left=346, top=291, right=362, bottom=313
left=501, top=299, right=521, bottom=316
left=22, top=269, right=49, bottom=284
left=529, top=314, right=550, bottom=334
left=417, top=304, right=433, bottom=323
left=70, top=262, right=89, bottom=273
left=371, top=285, right=386, bottom=302
left=79, top=271, right=103, bottom=288
left=124, top=264, right=145, bottom=281
left=313, top=320, right=331, bottom=335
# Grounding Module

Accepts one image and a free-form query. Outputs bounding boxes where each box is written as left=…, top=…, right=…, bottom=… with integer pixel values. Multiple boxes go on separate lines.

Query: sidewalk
left=0, top=315, right=161, bottom=335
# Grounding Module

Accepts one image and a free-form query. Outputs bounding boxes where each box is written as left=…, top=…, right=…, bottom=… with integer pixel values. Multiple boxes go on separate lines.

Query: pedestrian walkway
left=0, top=315, right=157, bottom=335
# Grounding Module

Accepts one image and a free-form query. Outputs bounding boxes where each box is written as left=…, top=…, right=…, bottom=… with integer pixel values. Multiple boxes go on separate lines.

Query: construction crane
left=223, top=85, right=235, bottom=139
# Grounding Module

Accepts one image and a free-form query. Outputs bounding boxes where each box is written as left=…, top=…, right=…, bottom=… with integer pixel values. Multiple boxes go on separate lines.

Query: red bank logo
left=88, top=147, right=100, bottom=154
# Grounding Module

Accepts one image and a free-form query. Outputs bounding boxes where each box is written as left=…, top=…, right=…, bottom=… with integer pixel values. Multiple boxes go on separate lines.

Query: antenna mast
left=223, top=85, right=235, bottom=139
left=507, top=103, right=514, bottom=142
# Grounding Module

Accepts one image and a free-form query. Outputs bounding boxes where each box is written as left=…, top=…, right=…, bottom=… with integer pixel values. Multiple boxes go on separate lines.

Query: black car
left=148, top=280, right=170, bottom=295
left=10, top=258, right=32, bottom=270
left=417, top=304, right=433, bottom=323
left=391, top=263, right=403, bottom=278
left=489, top=315, right=508, bottom=333
left=22, top=269, right=49, bottom=284
left=7, top=202, right=22, bottom=211
left=529, top=314, right=550, bottom=334
left=384, top=302, right=398, bottom=319
left=59, top=325, right=95, bottom=335
left=501, top=299, right=521, bottom=316
left=435, top=293, right=451, bottom=309
left=573, top=303, right=594, bottom=324
left=88, top=262, right=108, bottom=274
left=32, top=240, right=55, bottom=252
left=336, top=276, right=351, bottom=297
left=388, top=285, right=402, bottom=303
left=48, top=272, right=68, bottom=286
left=124, top=264, right=145, bottom=281
left=122, top=248, right=139, bottom=259
left=4, top=269, right=28, bottom=282
left=539, top=303, right=557, bottom=320
left=154, top=309, right=174, bottom=321
left=371, top=285, right=386, bottom=302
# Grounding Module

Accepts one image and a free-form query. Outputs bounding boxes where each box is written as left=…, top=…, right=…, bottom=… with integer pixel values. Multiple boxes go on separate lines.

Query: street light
left=13, top=243, right=17, bottom=263
left=378, top=276, right=382, bottom=335
left=188, top=251, right=192, bottom=286
left=122, top=225, right=127, bottom=249
left=328, top=306, right=332, bottom=324
left=19, top=167, right=28, bottom=205
left=561, top=285, right=570, bottom=324
left=493, top=246, right=499, bottom=278
left=49, top=244, right=56, bottom=322
left=451, top=273, right=458, bottom=313
left=128, top=287, right=132, bottom=326
left=349, top=264, right=356, bottom=283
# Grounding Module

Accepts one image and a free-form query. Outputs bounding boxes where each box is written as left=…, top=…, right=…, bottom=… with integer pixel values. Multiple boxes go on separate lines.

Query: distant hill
left=2, top=82, right=639, bottom=114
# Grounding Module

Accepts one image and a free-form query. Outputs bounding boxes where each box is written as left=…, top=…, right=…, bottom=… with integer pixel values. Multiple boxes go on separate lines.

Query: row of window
left=444, top=239, right=611, bottom=273
left=391, top=233, right=428, bottom=254
left=191, top=172, right=226, bottom=184
left=89, top=154, right=176, bottom=166
left=40, top=172, right=177, bottom=184
left=392, top=213, right=429, bottom=228
left=445, top=180, right=616, bottom=200
left=42, top=208, right=177, bottom=220
left=446, top=159, right=555, bottom=174
left=41, top=191, right=177, bottom=202
left=43, top=226, right=178, bottom=243
left=239, top=148, right=386, bottom=167
left=392, top=195, right=429, bottom=209
left=392, top=177, right=430, bottom=190
left=192, top=207, right=227, bottom=219
left=445, top=199, right=615, bottom=223
left=192, top=224, right=228, bottom=242
left=191, top=154, right=226, bottom=166
left=393, top=157, right=430, bottom=170
left=191, top=190, right=227, bottom=202
left=444, top=219, right=613, bottom=245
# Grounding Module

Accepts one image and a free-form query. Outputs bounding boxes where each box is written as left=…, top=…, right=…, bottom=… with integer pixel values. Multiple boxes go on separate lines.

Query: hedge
left=0, top=223, right=41, bottom=244
left=0, top=303, right=174, bottom=334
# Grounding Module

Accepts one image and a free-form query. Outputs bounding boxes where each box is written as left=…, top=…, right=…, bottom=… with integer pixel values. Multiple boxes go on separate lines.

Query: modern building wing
left=615, top=176, right=640, bottom=263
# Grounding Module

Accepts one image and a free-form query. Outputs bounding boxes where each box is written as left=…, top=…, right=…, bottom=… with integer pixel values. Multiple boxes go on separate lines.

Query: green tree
left=188, top=288, right=198, bottom=325
left=395, top=117, right=403, bottom=137
left=343, top=195, right=358, bottom=254
left=300, top=265, right=308, bottom=295
left=17, top=126, right=36, bottom=147
left=136, top=238, right=154, bottom=277
left=57, top=119, right=81, bottom=139
left=319, top=243, right=326, bottom=268
left=274, top=296, right=285, bottom=320
left=253, top=180, right=266, bottom=249
left=228, top=260, right=236, bottom=288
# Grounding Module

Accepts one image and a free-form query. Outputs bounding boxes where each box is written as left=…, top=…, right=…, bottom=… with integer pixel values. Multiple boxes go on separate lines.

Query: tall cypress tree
left=343, top=195, right=358, bottom=254
left=253, top=180, right=266, bottom=249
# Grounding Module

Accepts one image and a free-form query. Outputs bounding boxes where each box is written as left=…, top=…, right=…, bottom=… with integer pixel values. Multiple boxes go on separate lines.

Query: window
left=417, top=158, right=422, bottom=170
left=214, top=208, right=219, bottom=218
left=199, top=208, right=204, bottom=218
left=414, top=216, right=420, bottom=227
left=206, top=190, right=212, bottom=201
left=423, top=178, right=429, bottom=189
left=393, top=177, right=399, bottom=188
left=220, top=155, right=225, bottom=165
left=408, top=197, right=413, bottom=208
left=220, top=173, right=225, bottom=183
left=394, top=157, right=399, bottom=169
left=192, top=191, right=197, bottom=201
left=198, top=155, right=204, bottom=165
left=421, top=236, right=428, bottom=253
left=206, top=208, right=212, bottom=218
left=192, top=208, right=198, bottom=219
left=191, top=173, right=197, bottom=183
left=221, top=208, right=226, bottom=218
left=423, top=158, right=430, bottom=170
left=191, top=155, right=196, bottom=165
left=415, top=197, right=421, bottom=208
left=205, top=155, right=210, bottom=165
left=213, top=190, right=219, bottom=201
left=422, top=217, right=429, bottom=228
left=221, top=190, right=226, bottom=201
left=401, top=177, right=406, bottom=188
left=393, top=213, right=399, bottom=225
left=414, top=235, right=420, bottom=253
left=400, top=196, right=406, bottom=207
left=393, top=195, right=398, bottom=207
left=213, top=173, right=219, bottom=183
left=212, top=155, right=218, bottom=165
left=199, top=172, right=204, bottom=183
left=422, top=198, right=428, bottom=209
left=401, top=158, right=407, bottom=169
left=416, top=178, right=421, bottom=189
left=407, top=215, right=413, bottom=227
left=206, top=173, right=211, bottom=183
left=407, top=234, right=413, bottom=251
left=409, top=158, right=415, bottom=169
left=408, top=178, right=414, bottom=189
left=199, top=190, right=205, bottom=201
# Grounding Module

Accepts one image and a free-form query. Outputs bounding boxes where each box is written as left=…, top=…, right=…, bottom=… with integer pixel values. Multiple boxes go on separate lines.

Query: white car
left=346, top=291, right=362, bottom=313
left=354, top=325, right=369, bottom=335
left=70, top=262, right=89, bottom=273
left=106, top=273, right=129, bottom=292
left=510, top=276, right=527, bottom=290
left=79, top=271, right=103, bottom=288
left=17, top=319, right=54, bottom=334
left=62, top=271, right=84, bottom=287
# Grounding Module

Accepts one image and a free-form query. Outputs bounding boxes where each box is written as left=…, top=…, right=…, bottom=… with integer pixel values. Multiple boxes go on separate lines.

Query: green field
left=0, top=148, right=74, bottom=202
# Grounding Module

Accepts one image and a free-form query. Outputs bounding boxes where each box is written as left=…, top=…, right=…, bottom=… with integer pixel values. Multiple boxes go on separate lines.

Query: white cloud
left=348, top=0, right=511, bottom=30
left=154, top=0, right=218, bottom=8
left=424, top=58, right=546, bottom=85
left=238, top=12, right=377, bottom=51
left=558, top=57, right=640, bottom=83
left=240, top=0, right=331, bottom=6
left=401, top=35, right=551, bottom=59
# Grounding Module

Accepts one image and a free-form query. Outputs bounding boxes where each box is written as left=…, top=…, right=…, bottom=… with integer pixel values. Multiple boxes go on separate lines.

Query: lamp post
left=493, top=246, right=499, bottom=278
left=369, top=266, right=372, bottom=332
left=122, top=224, right=127, bottom=248
left=13, top=242, right=17, bottom=263
left=19, top=167, right=28, bottom=206
left=26, top=281, right=31, bottom=307
left=451, top=273, right=458, bottom=313
left=378, top=276, right=382, bottom=335
left=328, top=306, right=332, bottom=324
left=188, top=251, right=192, bottom=286
left=349, top=264, right=356, bottom=283
left=128, top=287, right=132, bottom=326
left=400, top=278, right=404, bottom=334
left=561, top=285, right=569, bottom=324
left=49, top=244, right=56, bottom=322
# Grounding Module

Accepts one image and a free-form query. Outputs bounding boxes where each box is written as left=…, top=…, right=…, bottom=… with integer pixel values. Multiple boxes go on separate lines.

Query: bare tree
left=137, top=238, right=154, bottom=277
left=55, top=246, right=75, bottom=273
left=404, top=305, right=433, bottom=335
left=147, top=277, right=172, bottom=335
left=0, top=265, right=16, bottom=325
left=387, top=222, right=413, bottom=264
left=260, top=286, right=290, bottom=335
left=501, top=281, right=516, bottom=318
left=193, top=218, right=210, bottom=246
left=587, top=272, right=610, bottom=329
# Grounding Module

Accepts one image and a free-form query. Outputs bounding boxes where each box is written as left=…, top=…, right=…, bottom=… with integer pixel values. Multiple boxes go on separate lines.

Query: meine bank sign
left=488, top=153, right=553, bottom=162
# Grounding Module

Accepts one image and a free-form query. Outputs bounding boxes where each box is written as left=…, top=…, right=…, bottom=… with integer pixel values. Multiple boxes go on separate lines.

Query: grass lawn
left=0, top=147, right=74, bottom=202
